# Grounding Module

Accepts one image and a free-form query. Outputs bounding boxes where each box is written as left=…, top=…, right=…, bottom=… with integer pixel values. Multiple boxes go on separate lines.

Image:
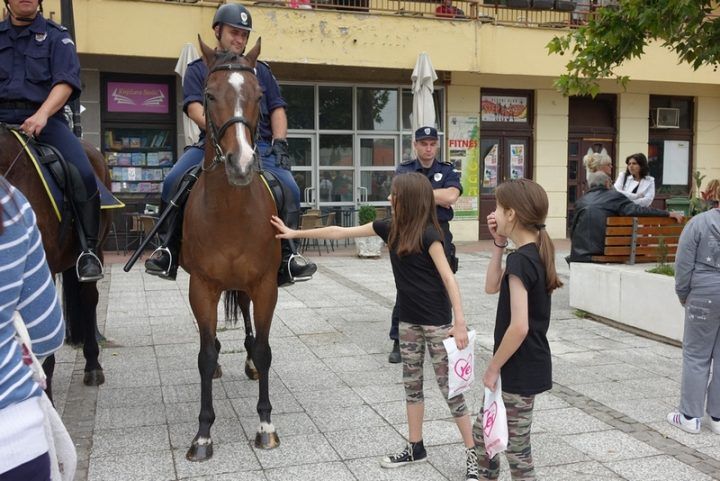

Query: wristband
left=493, top=239, right=508, bottom=249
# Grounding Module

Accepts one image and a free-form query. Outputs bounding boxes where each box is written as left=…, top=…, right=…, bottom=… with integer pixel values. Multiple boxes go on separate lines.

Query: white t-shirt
left=614, top=174, right=655, bottom=207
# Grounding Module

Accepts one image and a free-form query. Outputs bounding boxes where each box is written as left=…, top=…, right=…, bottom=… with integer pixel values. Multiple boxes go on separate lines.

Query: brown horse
left=0, top=126, right=108, bottom=393
left=181, top=38, right=281, bottom=462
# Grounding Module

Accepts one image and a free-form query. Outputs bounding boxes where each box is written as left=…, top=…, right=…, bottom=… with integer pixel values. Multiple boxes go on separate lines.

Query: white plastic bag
left=442, top=329, right=476, bottom=399
left=482, top=376, right=508, bottom=458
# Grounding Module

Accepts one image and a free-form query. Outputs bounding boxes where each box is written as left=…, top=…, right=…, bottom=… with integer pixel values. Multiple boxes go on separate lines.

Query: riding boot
left=144, top=200, right=183, bottom=280
left=75, top=192, right=104, bottom=282
left=278, top=211, right=317, bottom=287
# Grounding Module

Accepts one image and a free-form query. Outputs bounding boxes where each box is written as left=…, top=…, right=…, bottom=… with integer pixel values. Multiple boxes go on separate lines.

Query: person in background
left=667, top=190, right=720, bottom=435
left=435, top=0, right=466, bottom=18
left=614, top=153, right=656, bottom=207
left=568, top=172, right=683, bottom=263
left=0, top=177, right=65, bottom=481
left=583, top=149, right=612, bottom=176
left=271, top=173, right=478, bottom=481
left=473, top=178, right=563, bottom=480
left=388, top=126, right=462, bottom=363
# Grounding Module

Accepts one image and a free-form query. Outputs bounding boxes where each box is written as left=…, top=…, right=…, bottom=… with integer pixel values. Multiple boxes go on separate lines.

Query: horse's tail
left=223, top=290, right=243, bottom=326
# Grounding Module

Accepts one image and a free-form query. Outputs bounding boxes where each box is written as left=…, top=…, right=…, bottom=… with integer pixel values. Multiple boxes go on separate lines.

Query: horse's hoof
left=83, top=369, right=105, bottom=386
left=245, top=363, right=259, bottom=381
left=254, top=431, right=280, bottom=449
left=186, top=440, right=213, bottom=462
left=213, top=364, right=223, bottom=379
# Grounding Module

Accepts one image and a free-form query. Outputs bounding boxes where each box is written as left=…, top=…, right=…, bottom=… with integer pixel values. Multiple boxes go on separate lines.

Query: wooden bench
left=591, top=216, right=686, bottom=264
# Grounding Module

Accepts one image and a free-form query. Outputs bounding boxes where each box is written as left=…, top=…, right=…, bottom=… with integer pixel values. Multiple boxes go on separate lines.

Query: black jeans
left=0, top=453, right=50, bottom=481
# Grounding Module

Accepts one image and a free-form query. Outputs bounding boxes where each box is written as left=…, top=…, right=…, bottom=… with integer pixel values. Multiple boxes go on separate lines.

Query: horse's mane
left=212, top=50, right=249, bottom=67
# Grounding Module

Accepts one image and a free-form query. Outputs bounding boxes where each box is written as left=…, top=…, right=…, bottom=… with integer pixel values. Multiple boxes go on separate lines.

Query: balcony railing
left=128, top=0, right=616, bottom=28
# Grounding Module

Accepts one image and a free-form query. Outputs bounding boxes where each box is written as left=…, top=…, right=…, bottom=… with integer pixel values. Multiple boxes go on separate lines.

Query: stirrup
left=76, top=250, right=104, bottom=282
left=287, top=253, right=313, bottom=282
left=146, top=246, right=174, bottom=277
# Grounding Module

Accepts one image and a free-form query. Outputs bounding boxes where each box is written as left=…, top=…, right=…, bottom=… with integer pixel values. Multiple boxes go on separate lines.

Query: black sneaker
left=380, top=441, right=427, bottom=468
left=466, top=447, right=480, bottom=481
left=388, top=340, right=401, bottom=364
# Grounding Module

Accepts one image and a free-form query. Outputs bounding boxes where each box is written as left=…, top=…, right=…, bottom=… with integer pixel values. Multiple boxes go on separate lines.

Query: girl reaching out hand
left=272, top=172, right=479, bottom=479
left=473, top=178, right=562, bottom=480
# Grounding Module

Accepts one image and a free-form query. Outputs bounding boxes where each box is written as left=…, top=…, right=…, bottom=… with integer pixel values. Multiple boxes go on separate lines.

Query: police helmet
left=212, top=3, right=253, bottom=32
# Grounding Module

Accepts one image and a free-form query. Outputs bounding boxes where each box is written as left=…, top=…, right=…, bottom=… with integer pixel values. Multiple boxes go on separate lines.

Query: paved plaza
left=49, top=244, right=720, bottom=481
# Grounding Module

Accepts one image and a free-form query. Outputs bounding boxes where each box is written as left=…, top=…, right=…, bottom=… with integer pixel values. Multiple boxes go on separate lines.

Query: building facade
left=32, top=0, right=720, bottom=240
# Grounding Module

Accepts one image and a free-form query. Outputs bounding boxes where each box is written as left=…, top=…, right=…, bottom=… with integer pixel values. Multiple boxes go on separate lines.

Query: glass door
left=357, top=136, right=396, bottom=207
left=288, top=136, right=314, bottom=208
left=566, top=137, right=614, bottom=235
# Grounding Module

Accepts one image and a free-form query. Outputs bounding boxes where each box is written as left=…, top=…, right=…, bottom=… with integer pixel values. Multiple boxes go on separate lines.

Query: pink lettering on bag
left=454, top=353, right=473, bottom=381
left=483, top=401, right=497, bottom=437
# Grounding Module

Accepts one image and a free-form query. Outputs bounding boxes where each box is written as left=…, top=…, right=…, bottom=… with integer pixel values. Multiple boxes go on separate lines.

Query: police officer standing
left=388, top=126, right=461, bottom=363
left=145, top=3, right=316, bottom=285
left=0, top=0, right=103, bottom=282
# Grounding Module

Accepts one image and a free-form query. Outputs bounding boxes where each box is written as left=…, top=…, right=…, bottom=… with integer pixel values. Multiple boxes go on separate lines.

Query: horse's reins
left=203, top=63, right=260, bottom=172
left=0, top=124, right=31, bottom=178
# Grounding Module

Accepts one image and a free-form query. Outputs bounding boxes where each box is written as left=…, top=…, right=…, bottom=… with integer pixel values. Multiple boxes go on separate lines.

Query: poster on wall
left=662, top=140, right=689, bottom=185
left=481, top=95, right=528, bottom=123
left=483, top=144, right=498, bottom=189
left=448, top=116, right=479, bottom=219
left=510, top=144, right=525, bottom=179
left=107, top=82, right=170, bottom=114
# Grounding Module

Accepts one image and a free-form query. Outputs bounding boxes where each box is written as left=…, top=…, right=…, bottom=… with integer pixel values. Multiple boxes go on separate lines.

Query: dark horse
left=181, top=38, right=281, bottom=462
left=0, top=126, right=108, bottom=394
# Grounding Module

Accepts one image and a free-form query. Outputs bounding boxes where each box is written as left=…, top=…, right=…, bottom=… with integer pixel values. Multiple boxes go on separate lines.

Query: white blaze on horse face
left=228, top=72, right=254, bottom=173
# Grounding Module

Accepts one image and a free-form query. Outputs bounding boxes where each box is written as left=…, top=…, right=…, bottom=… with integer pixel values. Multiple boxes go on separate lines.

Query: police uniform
left=0, top=14, right=97, bottom=197
left=161, top=58, right=299, bottom=206
left=389, top=126, right=462, bottom=346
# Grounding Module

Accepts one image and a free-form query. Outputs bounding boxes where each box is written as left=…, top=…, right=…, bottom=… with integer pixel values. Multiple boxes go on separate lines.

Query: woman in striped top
left=0, top=177, right=64, bottom=480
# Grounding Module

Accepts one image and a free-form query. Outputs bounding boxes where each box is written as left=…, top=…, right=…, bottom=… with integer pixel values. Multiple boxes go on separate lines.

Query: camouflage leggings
left=399, top=322, right=468, bottom=418
left=472, top=392, right=536, bottom=480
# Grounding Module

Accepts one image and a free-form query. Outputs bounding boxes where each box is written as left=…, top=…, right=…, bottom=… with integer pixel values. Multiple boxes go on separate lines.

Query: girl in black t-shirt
left=271, top=173, right=478, bottom=478
left=472, top=179, right=562, bottom=480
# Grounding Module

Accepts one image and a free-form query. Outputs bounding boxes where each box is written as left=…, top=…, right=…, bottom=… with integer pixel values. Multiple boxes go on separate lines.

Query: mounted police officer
left=0, top=0, right=103, bottom=282
left=388, top=126, right=461, bottom=362
left=145, top=2, right=316, bottom=285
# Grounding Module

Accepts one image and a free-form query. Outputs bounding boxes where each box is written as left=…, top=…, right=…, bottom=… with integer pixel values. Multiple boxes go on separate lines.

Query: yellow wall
left=696, top=96, right=720, bottom=184
left=616, top=93, right=649, bottom=173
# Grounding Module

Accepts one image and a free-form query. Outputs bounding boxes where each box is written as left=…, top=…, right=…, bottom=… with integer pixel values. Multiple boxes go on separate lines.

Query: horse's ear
left=198, top=35, right=216, bottom=67
left=245, top=38, right=261, bottom=68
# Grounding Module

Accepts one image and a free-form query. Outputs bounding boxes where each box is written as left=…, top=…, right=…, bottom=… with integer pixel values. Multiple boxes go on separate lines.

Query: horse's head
left=199, top=36, right=262, bottom=187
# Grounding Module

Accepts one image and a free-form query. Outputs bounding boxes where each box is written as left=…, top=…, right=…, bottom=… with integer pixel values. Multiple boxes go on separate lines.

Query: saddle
left=6, top=127, right=123, bottom=221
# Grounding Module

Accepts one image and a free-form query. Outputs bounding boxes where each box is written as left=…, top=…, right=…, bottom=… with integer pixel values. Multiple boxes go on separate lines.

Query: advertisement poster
left=510, top=144, right=525, bottom=179
left=481, top=95, right=528, bottom=123
left=447, top=116, right=479, bottom=219
left=482, top=144, right=498, bottom=190
left=107, top=82, right=170, bottom=114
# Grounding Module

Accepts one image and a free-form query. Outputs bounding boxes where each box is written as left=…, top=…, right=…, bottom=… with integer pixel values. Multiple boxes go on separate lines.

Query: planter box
left=570, top=263, right=685, bottom=342
left=356, top=235, right=384, bottom=258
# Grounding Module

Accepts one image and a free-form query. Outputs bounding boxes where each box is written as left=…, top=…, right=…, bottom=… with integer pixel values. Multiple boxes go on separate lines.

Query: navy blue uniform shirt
left=0, top=15, right=81, bottom=104
left=396, top=158, right=462, bottom=222
left=183, top=57, right=287, bottom=142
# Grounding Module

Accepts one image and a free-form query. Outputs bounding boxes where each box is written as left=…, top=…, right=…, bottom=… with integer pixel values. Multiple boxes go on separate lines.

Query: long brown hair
left=388, top=173, right=442, bottom=256
left=495, top=179, right=562, bottom=293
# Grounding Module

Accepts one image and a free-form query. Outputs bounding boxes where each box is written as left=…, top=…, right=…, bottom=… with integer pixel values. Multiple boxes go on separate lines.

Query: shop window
left=649, top=96, right=693, bottom=194
left=356, top=88, right=398, bottom=131
left=319, top=86, right=352, bottom=130
left=360, top=138, right=395, bottom=167
left=319, top=134, right=353, bottom=166
left=284, top=85, right=315, bottom=130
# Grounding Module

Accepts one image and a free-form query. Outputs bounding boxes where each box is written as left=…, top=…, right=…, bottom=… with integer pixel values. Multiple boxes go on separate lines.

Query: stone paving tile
left=91, top=425, right=171, bottom=457
left=563, top=430, right=660, bottom=462
left=251, top=433, right=339, bottom=469
left=646, top=421, right=718, bottom=448
left=264, top=461, right=356, bottom=481
left=173, top=441, right=261, bottom=479
left=324, top=425, right=406, bottom=460
left=168, top=419, right=248, bottom=450
left=94, top=404, right=167, bottom=430
left=239, top=412, right=318, bottom=439
left=179, top=473, right=266, bottom=481
left=165, top=399, right=236, bottom=423
left=605, top=454, right=714, bottom=481
left=346, top=457, right=447, bottom=481
left=603, top=398, right=676, bottom=424
left=307, top=404, right=387, bottom=433
left=535, top=460, right=624, bottom=480
left=531, top=432, right=591, bottom=466
left=293, top=386, right=365, bottom=411
left=88, top=450, right=175, bottom=481
left=426, top=444, right=510, bottom=481
left=394, top=419, right=464, bottom=447
left=230, top=392, right=305, bottom=416
left=532, top=406, right=613, bottom=435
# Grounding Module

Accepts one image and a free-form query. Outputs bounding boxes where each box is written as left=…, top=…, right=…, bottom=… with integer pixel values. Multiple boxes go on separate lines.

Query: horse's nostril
left=226, top=152, right=235, bottom=164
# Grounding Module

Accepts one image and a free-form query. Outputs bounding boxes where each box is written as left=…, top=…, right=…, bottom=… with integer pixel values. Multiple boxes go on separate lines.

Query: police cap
left=414, top=126, right=438, bottom=141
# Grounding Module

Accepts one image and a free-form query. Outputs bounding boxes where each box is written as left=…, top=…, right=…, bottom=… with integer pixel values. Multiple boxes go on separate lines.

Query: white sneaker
left=667, top=411, right=701, bottom=434
left=709, top=417, right=720, bottom=434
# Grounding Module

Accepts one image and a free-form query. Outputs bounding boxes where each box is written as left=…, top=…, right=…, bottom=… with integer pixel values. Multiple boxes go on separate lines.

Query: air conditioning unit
left=652, top=108, right=680, bottom=128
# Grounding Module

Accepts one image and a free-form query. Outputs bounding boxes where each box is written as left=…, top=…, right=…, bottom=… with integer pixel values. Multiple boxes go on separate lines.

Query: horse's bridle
left=203, top=63, right=260, bottom=171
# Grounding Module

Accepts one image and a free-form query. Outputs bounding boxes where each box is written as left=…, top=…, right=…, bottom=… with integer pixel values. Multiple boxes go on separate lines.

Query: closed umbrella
left=175, top=43, right=201, bottom=146
left=411, top=52, right=438, bottom=140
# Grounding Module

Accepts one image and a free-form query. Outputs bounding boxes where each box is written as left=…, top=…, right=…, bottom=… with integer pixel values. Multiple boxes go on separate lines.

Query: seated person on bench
left=568, top=172, right=683, bottom=263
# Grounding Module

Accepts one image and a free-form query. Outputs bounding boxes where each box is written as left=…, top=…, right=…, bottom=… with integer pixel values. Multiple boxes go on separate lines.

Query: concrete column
left=79, top=68, right=101, bottom=150
left=695, top=96, right=720, bottom=183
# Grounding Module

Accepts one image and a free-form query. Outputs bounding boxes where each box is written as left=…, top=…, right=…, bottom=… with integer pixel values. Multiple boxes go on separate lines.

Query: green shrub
left=358, top=205, right=377, bottom=225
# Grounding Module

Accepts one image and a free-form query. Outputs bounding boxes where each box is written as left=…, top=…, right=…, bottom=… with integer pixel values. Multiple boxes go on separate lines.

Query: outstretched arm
left=271, top=215, right=376, bottom=240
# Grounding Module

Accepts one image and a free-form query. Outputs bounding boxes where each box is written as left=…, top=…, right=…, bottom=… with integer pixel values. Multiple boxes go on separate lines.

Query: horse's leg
left=251, top=282, right=279, bottom=449
left=42, top=355, right=56, bottom=403
left=212, top=337, right=222, bottom=379
left=62, top=268, right=104, bottom=386
left=239, top=292, right=258, bottom=380
left=187, top=276, right=221, bottom=462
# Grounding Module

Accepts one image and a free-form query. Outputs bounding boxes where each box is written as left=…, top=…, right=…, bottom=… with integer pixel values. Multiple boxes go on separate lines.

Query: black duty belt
left=0, top=100, right=42, bottom=110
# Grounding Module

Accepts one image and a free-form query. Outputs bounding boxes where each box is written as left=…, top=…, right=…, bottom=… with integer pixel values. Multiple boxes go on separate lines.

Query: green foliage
left=358, top=204, right=377, bottom=225
left=647, top=264, right=675, bottom=276
left=548, top=1, right=720, bottom=96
